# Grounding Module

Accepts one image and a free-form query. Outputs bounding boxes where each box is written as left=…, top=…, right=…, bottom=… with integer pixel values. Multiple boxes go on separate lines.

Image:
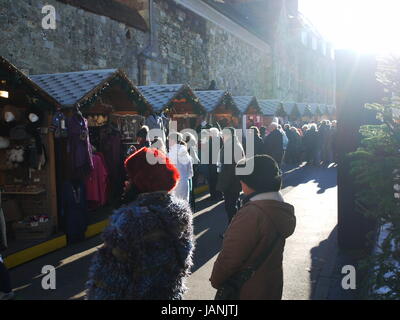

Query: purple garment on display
left=100, top=128, right=124, bottom=198
left=67, top=113, right=94, bottom=179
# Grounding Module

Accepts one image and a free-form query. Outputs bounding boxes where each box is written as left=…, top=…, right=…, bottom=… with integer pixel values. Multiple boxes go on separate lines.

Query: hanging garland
left=78, top=74, right=151, bottom=115
left=0, top=57, right=56, bottom=111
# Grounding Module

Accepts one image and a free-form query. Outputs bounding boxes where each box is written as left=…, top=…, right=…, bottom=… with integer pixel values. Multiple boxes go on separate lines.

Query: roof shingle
left=30, top=69, right=118, bottom=108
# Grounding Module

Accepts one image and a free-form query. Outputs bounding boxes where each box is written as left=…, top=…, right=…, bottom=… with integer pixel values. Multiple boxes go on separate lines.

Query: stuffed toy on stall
left=6, top=146, right=25, bottom=168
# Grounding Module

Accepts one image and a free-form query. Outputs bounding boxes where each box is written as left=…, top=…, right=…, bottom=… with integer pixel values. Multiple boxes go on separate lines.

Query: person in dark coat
left=286, top=126, right=302, bottom=165
left=136, top=125, right=151, bottom=150
left=248, top=126, right=265, bottom=157
left=216, top=128, right=245, bottom=224
left=210, top=155, right=296, bottom=300
left=263, top=122, right=284, bottom=166
left=86, top=147, right=194, bottom=300
left=304, top=124, right=320, bottom=166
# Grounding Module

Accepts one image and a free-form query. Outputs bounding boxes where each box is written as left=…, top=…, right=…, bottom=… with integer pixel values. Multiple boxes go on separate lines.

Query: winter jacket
left=86, top=191, right=194, bottom=300
left=263, top=129, right=284, bottom=164
left=210, top=193, right=296, bottom=300
left=216, top=137, right=245, bottom=194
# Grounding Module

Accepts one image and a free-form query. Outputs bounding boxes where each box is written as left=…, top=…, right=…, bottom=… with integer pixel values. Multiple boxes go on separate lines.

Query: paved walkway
left=9, top=164, right=340, bottom=300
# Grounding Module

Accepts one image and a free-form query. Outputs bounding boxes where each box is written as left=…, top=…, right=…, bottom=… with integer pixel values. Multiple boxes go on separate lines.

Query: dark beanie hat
left=136, top=126, right=149, bottom=139
left=237, top=155, right=282, bottom=192
left=124, top=147, right=180, bottom=193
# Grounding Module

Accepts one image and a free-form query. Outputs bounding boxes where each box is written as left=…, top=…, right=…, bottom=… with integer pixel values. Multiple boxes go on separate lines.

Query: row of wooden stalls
left=0, top=55, right=336, bottom=257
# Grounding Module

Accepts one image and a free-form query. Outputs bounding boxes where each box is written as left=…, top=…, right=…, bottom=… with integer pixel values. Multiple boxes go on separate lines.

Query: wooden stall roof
left=137, top=84, right=206, bottom=114
left=309, top=103, right=322, bottom=116
left=0, top=56, right=61, bottom=109
left=30, top=69, right=152, bottom=112
left=232, top=96, right=261, bottom=114
left=195, top=90, right=240, bottom=114
left=282, top=101, right=297, bottom=115
left=296, top=103, right=310, bottom=116
left=258, top=99, right=281, bottom=116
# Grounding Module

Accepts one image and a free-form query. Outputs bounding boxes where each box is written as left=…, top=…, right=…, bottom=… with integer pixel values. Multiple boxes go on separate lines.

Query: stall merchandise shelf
left=3, top=189, right=46, bottom=196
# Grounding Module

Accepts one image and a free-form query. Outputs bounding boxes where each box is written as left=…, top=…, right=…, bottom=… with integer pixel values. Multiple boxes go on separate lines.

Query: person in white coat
left=168, top=133, right=194, bottom=203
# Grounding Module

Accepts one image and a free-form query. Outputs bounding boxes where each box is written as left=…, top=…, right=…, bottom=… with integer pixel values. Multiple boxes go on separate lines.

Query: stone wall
left=0, top=0, right=272, bottom=99
left=149, top=0, right=272, bottom=97
left=0, top=0, right=147, bottom=80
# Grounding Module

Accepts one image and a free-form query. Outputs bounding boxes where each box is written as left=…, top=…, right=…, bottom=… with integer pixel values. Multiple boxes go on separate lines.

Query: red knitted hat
left=124, top=147, right=180, bottom=193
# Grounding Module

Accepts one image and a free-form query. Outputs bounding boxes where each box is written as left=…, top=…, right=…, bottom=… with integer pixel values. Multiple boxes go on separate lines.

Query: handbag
left=214, top=234, right=281, bottom=300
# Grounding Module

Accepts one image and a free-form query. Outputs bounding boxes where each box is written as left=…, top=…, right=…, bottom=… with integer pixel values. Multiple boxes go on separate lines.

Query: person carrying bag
left=210, top=155, right=296, bottom=300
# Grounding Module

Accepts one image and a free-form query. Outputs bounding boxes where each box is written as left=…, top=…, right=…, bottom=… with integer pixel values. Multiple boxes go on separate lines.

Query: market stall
left=137, top=84, right=206, bottom=132
left=258, top=99, right=281, bottom=127
left=275, top=101, right=299, bottom=123
left=327, top=105, right=337, bottom=120
left=0, top=56, right=61, bottom=250
left=195, top=90, right=240, bottom=128
left=31, top=68, right=153, bottom=242
left=309, top=103, right=323, bottom=122
left=232, top=96, right=262, bottom=129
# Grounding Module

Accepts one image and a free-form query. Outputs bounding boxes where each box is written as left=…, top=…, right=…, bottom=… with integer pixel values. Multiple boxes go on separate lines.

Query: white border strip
left=173, top=0, right=271, bottom=53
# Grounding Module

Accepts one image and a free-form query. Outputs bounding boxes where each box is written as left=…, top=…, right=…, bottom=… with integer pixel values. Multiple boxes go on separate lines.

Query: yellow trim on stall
left=3, top=185, right=209, bottom=269
left=4, top=235, right=67, bottom=269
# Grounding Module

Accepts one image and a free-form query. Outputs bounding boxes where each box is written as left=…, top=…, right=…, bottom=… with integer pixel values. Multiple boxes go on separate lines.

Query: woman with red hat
left=86, top=147, right=194, bottom=300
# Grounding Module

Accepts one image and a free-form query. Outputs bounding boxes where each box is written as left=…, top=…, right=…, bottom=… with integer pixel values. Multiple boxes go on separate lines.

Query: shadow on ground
left=309, top=225, right=368, bottom=300
left=282, top=163, right=337, bottom=194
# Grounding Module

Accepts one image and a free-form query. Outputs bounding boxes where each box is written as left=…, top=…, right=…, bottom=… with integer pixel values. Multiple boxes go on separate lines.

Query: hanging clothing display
left=66, top=112, right=94, bottom=180
left=85, top=152, right=109, bottom=210
left=99, top=125, right=125, bottom=200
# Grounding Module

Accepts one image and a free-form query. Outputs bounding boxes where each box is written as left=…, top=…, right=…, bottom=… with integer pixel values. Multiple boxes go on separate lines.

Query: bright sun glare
left=299, top=0, right=400, bottom=54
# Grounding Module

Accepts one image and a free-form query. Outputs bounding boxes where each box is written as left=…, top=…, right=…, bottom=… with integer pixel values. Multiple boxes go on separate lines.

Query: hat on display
left=26, top=106, right=44, bottom=126
left=26, top=106, right=44, bottom=137
left=0, top=136, right=10, bottom=149
left=2, top=105, right=22, bottom=123
left=7, top=146, right=25, bottom=168
left=124, top=147, right=180, bottom=194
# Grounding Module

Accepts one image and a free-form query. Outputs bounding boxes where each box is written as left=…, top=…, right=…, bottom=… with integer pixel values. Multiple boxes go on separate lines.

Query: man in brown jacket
left=210, top=155, right=296, bottom=300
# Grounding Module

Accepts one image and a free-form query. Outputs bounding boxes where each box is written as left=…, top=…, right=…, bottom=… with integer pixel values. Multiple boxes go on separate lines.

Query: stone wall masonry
left=0, top=0, right=147, bottom=79
left=152, top=0, right=272, bottom=97
left=1, top=0, right=272, bottom=98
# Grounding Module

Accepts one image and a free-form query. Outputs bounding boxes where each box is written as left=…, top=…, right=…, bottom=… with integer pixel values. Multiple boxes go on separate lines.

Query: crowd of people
left=0, top=116, right=337, bottom=300
left=83, top=117, right=338, bottom=300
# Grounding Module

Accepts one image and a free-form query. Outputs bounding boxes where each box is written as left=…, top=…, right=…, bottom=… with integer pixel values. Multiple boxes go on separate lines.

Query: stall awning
left=195, top=90, right=239, bottom=114
left=137, top=84, right=205, bottom=114
left=0, top=56, right=60, bottom=109
left=258, top=99, right=280, bottom=116
left=30, top=69, right=150, bottom=111
left=232, top=96, right=260, bottom=114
